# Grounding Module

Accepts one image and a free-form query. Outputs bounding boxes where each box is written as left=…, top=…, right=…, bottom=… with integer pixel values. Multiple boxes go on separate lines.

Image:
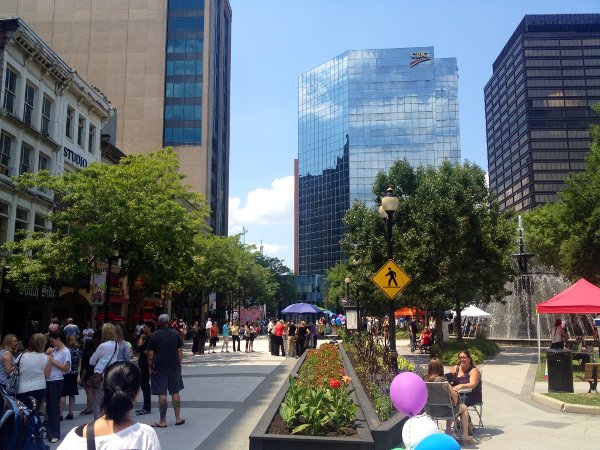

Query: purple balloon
left=389, top=372, right=428, bottom=416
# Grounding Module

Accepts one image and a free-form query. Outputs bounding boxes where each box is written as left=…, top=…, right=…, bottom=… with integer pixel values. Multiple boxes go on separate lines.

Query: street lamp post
left=344, top=276, right=351, bottom=306
left=103, top=249, right=119, bottom=324
left=379, top=187, right=399, bottom=373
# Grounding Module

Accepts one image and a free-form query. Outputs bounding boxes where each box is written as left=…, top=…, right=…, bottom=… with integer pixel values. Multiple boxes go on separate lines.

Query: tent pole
left=537, top=312, right=541, bottom=366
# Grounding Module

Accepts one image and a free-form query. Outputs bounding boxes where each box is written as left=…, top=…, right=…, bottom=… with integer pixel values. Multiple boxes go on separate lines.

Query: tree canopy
left=3, top=148, right=209, bottom=291
left=340, top=159, right=515, bottom=339
left=524, top=105, right=600, bottom=284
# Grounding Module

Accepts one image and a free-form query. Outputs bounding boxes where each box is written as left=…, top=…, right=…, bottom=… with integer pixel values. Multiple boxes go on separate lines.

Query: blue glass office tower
left=296, top=47, right=460, bottom=276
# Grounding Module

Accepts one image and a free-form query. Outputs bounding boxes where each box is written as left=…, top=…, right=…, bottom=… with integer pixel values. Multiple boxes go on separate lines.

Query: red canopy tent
left=537, top=278, right=600, bottom=314
left=536, top=278, right=600, bottom=363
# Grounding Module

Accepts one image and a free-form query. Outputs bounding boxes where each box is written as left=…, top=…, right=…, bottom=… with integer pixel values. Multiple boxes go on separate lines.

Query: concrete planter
left=339, top=344, right=407, bottom=450
left=249, top=350, right=375, bottom=450
left=249, top=342, right=407, bottom=450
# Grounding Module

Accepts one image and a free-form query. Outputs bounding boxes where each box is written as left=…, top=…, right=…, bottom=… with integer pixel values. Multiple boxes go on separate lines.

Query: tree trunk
left=435, top=304, right=445, bottom=350
left=455, top=296, right=463, bottom=340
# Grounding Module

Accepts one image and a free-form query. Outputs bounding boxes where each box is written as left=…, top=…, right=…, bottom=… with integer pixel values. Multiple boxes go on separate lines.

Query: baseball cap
left=158, top=314, right=170, bottom=323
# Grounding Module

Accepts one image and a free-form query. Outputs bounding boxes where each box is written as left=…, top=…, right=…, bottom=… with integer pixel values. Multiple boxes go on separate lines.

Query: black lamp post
left=103, top=249, right=119, bottom=324
left=379, top=187, right=399, bottom=373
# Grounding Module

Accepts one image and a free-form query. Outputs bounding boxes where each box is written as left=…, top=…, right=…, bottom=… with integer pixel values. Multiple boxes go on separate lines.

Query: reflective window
left=3, top=67, right=17, bottom=114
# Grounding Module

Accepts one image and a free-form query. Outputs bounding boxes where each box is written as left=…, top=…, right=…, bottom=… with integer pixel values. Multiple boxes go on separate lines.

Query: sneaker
left=50, top=437, right=59, bottom=443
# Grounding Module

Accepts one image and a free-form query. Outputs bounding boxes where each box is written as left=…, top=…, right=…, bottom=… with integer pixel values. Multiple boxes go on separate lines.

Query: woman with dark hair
left=551, top=318, right=566, bottom=349
left=136, top=321, right=154, bottom=416
left=46, top=329, right=72, bottom=443
left=424, top=358, right=474, bottom=444
left=450, top=350, right=482, bottom=408
left=58, top=361, right=161, bottom=449
left=60, top=335, right=82, bottom=420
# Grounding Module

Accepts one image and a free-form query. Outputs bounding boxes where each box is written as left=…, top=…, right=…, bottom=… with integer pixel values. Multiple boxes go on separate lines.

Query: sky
left=227, top=0, right=598, bottom=271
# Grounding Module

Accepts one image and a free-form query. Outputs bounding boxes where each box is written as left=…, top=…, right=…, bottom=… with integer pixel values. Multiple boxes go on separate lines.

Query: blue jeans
left=46, top=379, right=64, bottom=440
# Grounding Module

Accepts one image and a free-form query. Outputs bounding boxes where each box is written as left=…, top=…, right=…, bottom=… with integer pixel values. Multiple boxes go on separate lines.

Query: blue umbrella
left=281, top=302, right=321, bottom=314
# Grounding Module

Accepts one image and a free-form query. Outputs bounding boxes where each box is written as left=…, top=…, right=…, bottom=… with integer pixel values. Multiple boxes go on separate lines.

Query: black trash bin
left=547, top=349, right=574, bottom=393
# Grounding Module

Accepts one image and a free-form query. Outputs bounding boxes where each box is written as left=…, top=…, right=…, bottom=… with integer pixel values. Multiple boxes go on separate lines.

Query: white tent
left=460, top=305, right=492, bottom=318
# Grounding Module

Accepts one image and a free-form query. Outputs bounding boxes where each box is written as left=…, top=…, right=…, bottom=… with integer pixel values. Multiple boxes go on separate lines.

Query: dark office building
left=485, top=14, right=600, bottom=212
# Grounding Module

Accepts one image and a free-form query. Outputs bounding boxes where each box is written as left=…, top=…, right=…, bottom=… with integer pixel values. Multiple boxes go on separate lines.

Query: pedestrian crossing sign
left=371, top=259, right=411, bottom=300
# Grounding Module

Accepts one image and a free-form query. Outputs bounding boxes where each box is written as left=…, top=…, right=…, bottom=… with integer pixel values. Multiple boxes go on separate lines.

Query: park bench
left=577, top=363, right=600, bottom=393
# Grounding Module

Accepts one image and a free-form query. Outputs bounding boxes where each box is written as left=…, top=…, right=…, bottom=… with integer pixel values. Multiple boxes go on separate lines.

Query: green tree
left=342, top=160, right=514, bottom=344
left=3, top=148, right=208, bottom=293
left=524, top=106, right=600, bottom=283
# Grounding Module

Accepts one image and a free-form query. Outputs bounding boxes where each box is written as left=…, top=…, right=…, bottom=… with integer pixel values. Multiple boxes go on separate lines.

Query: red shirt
left=274, top=323, right=284, bottom=337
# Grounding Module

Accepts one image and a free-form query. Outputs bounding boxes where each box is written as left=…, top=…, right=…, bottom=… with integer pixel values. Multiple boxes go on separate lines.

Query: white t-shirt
left=17, top=352, right=48, bottom=393
left=48, top=346, right=71, bottom=381
left=58, top=422, right=161, bottom=450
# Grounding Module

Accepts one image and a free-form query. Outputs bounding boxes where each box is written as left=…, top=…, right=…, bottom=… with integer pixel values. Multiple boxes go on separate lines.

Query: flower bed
left=274, top=344, right=357, bottom=436
left=250, top=344, right=374, bottom=450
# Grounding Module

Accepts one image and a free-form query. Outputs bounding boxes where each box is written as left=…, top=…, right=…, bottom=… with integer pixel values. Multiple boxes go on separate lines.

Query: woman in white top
left=16, top=333, right=51, bottom=411
left=46, top=330, right=72, bottom=443
left=58, top=361, right=161, bottom=450
left=89, top=323, right=132, bottom=419
left=550, top=318, right=566, bottom=349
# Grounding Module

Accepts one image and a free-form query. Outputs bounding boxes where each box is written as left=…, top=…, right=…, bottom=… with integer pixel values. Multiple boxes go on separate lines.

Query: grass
left=535, top=352, right=587, bottom=382
left=543, top=393, right=600, bottom=407
left=535, top=351, right=600, bottom=407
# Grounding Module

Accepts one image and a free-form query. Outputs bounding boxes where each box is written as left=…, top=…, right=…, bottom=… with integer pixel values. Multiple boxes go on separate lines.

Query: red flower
left=329, top=378, right=342, bottom=389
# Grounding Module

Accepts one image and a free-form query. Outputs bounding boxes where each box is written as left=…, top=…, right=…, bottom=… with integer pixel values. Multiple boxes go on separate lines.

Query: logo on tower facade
left=410, top=52, right=432, bottom=67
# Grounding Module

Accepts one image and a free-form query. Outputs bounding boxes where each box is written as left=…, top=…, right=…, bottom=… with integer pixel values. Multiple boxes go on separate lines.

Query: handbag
left=88, top=342, right=118, bottom=388
left=5, top=353, right=23, bottom=396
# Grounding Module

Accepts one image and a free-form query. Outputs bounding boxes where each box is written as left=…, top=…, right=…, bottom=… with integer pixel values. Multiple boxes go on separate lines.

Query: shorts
left=150, top=369, right=184, bottom=395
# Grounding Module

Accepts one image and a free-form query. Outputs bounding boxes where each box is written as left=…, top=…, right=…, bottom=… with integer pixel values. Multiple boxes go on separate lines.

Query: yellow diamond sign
left=371, top=259, right=411, bottom=300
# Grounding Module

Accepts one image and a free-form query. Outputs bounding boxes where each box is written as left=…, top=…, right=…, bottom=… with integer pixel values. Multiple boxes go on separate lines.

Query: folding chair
left=423, top=382, right=462, bottom=443
left=467, top=370, right=483, bottom=430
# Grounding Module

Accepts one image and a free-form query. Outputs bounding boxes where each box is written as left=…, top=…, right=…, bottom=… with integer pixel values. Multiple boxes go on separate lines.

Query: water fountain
left=485, top=216, right=587, bottom=342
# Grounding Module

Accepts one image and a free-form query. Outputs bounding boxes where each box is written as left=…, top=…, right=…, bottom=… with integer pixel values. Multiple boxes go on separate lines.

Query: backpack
left=0, top=388, right=48, bottom=450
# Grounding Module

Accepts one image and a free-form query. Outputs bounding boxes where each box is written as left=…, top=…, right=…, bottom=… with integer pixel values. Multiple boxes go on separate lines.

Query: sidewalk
left=397, top=340, right=599, bottom=449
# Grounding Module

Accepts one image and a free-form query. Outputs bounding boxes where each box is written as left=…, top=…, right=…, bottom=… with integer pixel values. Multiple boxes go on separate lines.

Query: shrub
left=435, top=337, right=500, bottom=366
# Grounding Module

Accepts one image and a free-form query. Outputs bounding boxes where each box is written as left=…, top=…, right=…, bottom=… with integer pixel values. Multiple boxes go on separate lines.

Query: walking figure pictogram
left=385, top=267, right=398, bottom=287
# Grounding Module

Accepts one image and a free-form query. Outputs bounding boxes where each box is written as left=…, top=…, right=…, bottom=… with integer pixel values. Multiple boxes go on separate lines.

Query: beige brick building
left=0, top=0, right=232, bottom=235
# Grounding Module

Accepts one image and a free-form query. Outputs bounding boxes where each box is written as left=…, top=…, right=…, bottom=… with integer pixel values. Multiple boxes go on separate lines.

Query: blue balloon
left=336, top=318, right=342, bottom=325
left=414, top=433, right=460, bottom=450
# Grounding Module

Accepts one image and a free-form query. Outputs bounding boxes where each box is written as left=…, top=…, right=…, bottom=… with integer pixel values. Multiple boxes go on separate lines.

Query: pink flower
left=342, top=375, right=352, bottom=384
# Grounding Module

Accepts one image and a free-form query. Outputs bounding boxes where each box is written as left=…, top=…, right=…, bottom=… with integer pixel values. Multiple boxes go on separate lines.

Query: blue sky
left=227, top=0, right=598, bottom=271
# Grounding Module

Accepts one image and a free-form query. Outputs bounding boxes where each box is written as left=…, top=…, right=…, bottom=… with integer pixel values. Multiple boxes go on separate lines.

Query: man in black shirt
left=287, top=321, right=296, bottom=357
left=147, top=314, right=185, bottom=427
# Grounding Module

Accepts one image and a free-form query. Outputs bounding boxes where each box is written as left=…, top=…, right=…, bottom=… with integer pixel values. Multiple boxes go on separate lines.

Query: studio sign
left=63, top=147, right=88, bottom=168
left=410, top=52, right=432, bottom=67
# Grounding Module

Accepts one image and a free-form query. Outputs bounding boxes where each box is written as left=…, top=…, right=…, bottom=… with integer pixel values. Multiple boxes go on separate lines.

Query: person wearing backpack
left=407, top=316, right=418, bottom=353
left=58, top=361, right=161, bottom=449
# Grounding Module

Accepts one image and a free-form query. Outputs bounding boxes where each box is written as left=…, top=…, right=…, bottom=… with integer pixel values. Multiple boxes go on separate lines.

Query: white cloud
left=229, top=176, right=294, bottom=227
left=248, top=242, right=287, bottom=256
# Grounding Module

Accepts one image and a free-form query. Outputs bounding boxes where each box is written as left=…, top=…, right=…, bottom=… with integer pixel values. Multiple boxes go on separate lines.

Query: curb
left=531, top=392, right=600, bottom=415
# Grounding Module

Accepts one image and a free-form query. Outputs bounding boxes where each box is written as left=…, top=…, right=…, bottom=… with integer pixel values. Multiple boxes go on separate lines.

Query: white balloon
left=401, top=415, right=441, bottom=450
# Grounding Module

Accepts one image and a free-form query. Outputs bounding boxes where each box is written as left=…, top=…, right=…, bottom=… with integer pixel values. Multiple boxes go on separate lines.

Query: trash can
left=547, top=349, right=574, bottom=393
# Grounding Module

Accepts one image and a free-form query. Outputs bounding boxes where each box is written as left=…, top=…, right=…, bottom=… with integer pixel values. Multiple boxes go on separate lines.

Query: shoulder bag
left=88, top=342, right=117, bottom=389
left=5, top=353, right=23, bottom=396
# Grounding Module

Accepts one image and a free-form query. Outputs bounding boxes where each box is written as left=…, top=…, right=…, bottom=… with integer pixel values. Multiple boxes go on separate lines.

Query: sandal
left=80, top=409, right=92, bottom=415
left=462, top=437, right=476, bottom=445
left=136, top=409, right=150, bottom=415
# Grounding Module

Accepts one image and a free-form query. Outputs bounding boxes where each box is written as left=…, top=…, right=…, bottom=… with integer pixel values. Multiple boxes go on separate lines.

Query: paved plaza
left=48, top=337, right=598, bottom=449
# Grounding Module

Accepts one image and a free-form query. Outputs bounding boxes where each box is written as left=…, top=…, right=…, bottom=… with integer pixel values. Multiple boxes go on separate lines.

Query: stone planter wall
left=249, top=351, right=375, bottom=450
left=339, top=343, right=407, bottom=450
